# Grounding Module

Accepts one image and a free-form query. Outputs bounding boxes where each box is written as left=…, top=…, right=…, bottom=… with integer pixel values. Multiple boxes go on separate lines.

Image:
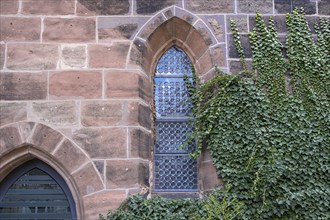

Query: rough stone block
left=0, top=44, right=4, bottom=69
left=200, top=69, right=218, bottom=83
left=99, top=23, right=138, bottom=42
left=73, top=128, right=127, bottom=159
left=43, top=18, right=95, bottom=43
left=0, top=17, right=40, bottom=42
left=60, top=45, right=87, bottom=69
left=136, top=0, right=177, bottom=14
left=0, top=0, right=19, bottom=14
left=228, top=34, right=252, bottom=59
left=194, top=21, right=217, bottom=46
left=211, top=44, right=226, bottom=67
left=128, top=39, right=147, bottom=70
left=185, top=0, right=234, bottom=13
left=53, top=139, right=90, bottom=173
left=226, top=15, right=249, bottom=33
left=88, top=43, right=130, bottom=68
left=237, top=0, right=273, bottom=14
left=98, top=17, right=149, bottom=42
left=164, top=7, right=174, bottom=19
left=186, top=29, right=208, bottom=59
left=30, top=123, right=63, bottom=153
left=306, top=16, right=320, bottom=34
left=18, top=122, right=35, bottom=142
left=49, top=71, right=102, bottom=99
left=83, top=191, right=126, bottom=219
left=197, top=51, right=213, bottom=75
left=127, top=102, right=151, bottom=130
left=274, top=0, right=292, bottom=14
left=31, top=101, right=78, bottom=126
left=71, top=162, right=104, bottom=196
left=0, top=72, right=47, bottom=100
left=93, top=160, right=104, bottom=177
left=6, top=44, right=59, bottom=70
left=129, top=128, right=151, bottom=159
left=293, top=0, right=316, bottom=15
left=105, top=71, right=151, bottom=101
left=139, top=15, right=165, bottom=39
left=106, top=160, right=149, bottom=189
left=0, top=126, right=22, bottom=154
left=318, top=0, right=330, bottom=15
left=200, top=148, right=212, bottom=162
left=229, top=60, right=253, bottom=74
left=249, top=15, right=287, bottom=33
left=168, top=17, right=193, bottom=42
left=77, top=0, right=130, bottom=16
left=200, top=161, right=223, bottom=191
left=203, top=16, right=225, bottom=43
left=0, top=102, right=27, bottom=126
left=147, top=23, right=172, bottom=57
left=175, top=7, right=197, bottom=24
left=21, top=0, right=75, bottom=15
left=81, top=101, right=124, bottom=126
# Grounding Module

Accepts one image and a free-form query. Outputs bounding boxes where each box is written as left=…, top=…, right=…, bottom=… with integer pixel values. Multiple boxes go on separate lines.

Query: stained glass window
left=154, top=47, right=198, bottom=192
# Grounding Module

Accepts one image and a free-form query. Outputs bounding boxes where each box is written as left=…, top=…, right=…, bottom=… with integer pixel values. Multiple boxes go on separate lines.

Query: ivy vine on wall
left=101, top=9, right=329, bottom=220
left=189, top=8, right=330, bottom=219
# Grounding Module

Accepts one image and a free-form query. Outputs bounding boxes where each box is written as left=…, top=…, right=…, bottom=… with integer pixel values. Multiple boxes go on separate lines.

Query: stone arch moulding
left=0, top=121, right=105, bottom=219
left=128, top=6, right=223, bottom=193
left=128, top=6, right=219, bottom=80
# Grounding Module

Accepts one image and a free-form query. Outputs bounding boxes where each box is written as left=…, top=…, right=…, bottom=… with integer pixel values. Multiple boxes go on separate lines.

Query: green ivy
left=186, top=8, right=330, bottom=219
left=100, top=9, right=329, bottom=220
left=100, top=188, right=243, bottom=220
left=248, top=12, right=287, bottom=103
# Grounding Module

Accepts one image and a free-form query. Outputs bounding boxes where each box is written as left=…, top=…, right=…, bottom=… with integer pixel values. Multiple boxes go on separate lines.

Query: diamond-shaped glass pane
left=154, top=155, right=198, bottom=191
left=155, top=78, right=192, bottom=118
left=156, top=121, right=195, bottom=154
left=154, top=47, right=197, bottom=192
left=156, top=47, right=193, bottom=76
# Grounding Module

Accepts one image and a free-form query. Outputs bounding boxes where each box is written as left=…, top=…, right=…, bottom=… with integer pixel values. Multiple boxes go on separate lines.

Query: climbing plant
left=187, top=8, right=330, bottom=219
left=101, top=9, right=329, bottom=220
left=100, top=187, right=244, bottom=220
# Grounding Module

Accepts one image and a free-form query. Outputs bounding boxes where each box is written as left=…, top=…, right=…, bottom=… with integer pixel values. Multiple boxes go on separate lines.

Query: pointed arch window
left=154, top=47, right=198, bottom=192
left=0, top=159, right=77, bottom=220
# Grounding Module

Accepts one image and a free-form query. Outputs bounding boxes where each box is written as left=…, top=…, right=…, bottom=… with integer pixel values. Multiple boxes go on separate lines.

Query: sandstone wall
left=0, top=0, right=329, bottom=219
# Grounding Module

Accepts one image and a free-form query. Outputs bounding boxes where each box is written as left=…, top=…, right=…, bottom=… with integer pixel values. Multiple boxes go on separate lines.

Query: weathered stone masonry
left=0, top=0, right=329, bottom=219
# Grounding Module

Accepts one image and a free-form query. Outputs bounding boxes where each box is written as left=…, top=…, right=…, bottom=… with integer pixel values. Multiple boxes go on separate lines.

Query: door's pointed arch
left=0, top=159, right=77, bottom=220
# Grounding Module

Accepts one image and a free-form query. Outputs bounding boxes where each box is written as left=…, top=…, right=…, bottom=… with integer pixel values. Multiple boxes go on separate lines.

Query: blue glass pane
left=155, top=78, right=192, bottom=118
left=154, top=46, right=197, bottom=192
left=156, top=121, right=195, bottom=154
left=156, top=47, right=193, bottom=76
left=154, top=155, right=198, bottom=191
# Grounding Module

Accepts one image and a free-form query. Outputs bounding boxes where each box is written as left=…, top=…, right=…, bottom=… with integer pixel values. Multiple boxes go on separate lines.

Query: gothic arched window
left=154, top=47, right=198, bottom=192
left=0, top=159, right=77, bottom=220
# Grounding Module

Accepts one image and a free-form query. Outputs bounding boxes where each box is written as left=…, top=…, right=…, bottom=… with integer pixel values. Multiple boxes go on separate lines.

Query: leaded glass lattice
left=156, top=47, right=193, bottom=76
left=154, top=47, right=197, bottom=192
left=154, top=78, right=192, bottom=118
left=155, top=121, right=195, bottom=154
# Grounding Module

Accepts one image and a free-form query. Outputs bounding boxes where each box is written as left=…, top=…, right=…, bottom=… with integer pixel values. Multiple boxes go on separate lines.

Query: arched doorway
left=0, top=159, right=77, bottom=220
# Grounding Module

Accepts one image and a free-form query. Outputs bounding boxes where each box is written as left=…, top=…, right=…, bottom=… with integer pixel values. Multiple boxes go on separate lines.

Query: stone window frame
left=131, top=14, right=222, bottom=194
